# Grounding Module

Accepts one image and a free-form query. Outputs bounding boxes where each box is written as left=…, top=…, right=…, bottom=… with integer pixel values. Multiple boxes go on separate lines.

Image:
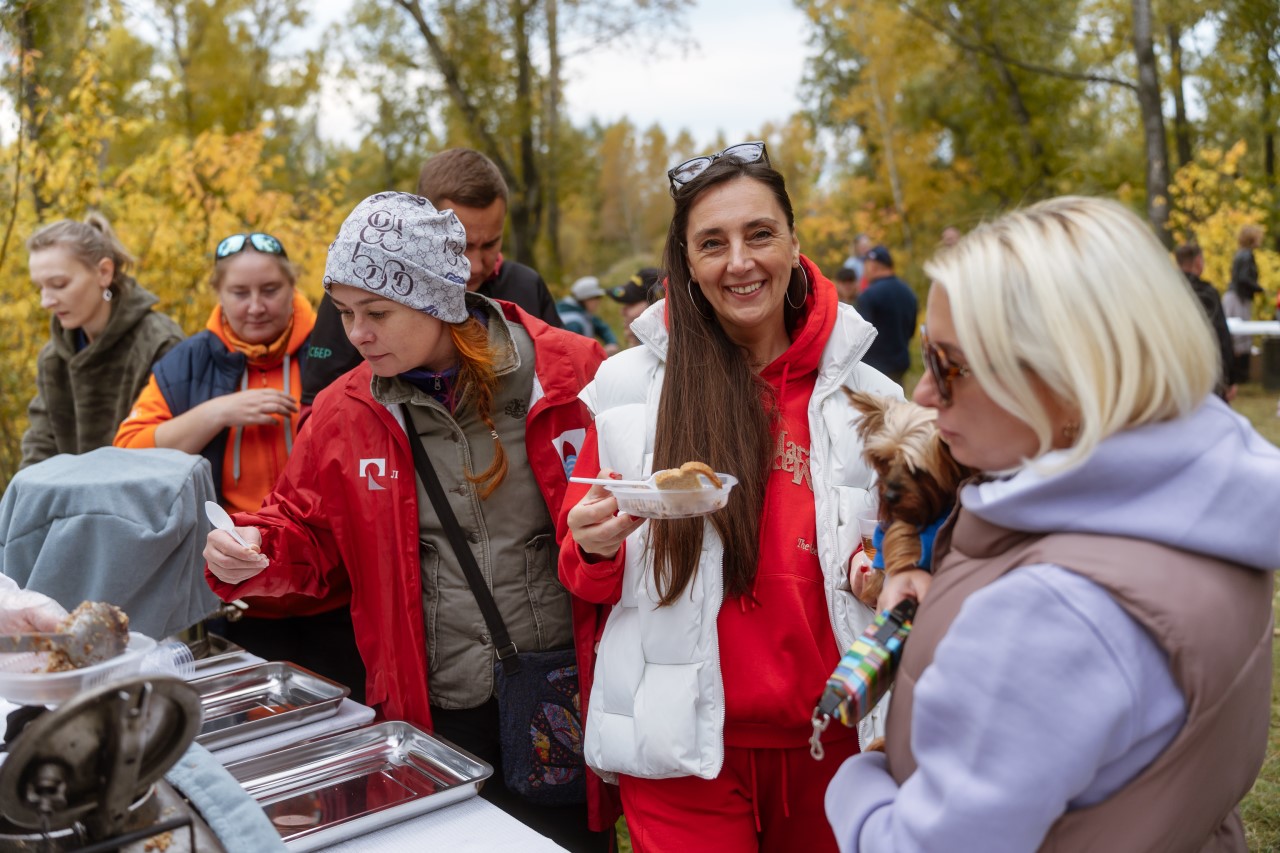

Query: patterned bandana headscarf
left=323, top=191, right=472, bottom=323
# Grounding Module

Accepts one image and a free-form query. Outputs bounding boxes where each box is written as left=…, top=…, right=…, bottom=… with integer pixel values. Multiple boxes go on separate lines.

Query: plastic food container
left=607, top=473, right=738, bottom=519
left=0, top=632, right=157, bottom=706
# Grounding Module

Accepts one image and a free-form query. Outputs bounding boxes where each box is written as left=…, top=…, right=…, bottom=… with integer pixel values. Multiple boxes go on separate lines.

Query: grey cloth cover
left=0, top=447, right=221, bottom=639
left=166, top=742, right=287, bottom=851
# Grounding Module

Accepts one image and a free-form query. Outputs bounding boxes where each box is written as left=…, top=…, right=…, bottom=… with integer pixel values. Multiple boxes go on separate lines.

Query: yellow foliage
left=0, top=52, right=350, bottom=490
left=1169, top=141, right=1279, bottom=315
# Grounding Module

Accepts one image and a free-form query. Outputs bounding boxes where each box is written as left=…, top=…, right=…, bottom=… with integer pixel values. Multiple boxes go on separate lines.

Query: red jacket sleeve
left=205, top=412, right=346, bottom=603
left=556, top=424, right=626, bottom=606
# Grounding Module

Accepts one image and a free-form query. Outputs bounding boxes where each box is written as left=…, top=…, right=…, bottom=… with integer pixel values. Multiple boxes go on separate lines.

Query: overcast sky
left=308, top=0, right=809, bottom=149
left=0, top=1, right=809, bottom=150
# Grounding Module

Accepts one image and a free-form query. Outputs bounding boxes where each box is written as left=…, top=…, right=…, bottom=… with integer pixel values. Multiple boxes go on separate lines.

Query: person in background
left=1230, top=224, right=1265, bottom=304
left=113, top=232, right=364, bottom=698
left=940, top=226, right=962, bottom=247
left=21, top=213, right=183, bottom=469
left=204, top=192, right=613, bottom=852
left=606, top=267, right=663, bottom=348
left=834, top=265, right=859, bottom=306
left=562, top=143, right=901, bottom=852
left=558, top=276, right=620, bottom=354
left=302, top=148, right=563, bottom=405
left=841, top=233, right=872, bottom=281
left=855, top=244, right=918, bottom=384
left=826, top=196, right=1279, bottom=853
left=1221, top=224, right=1266, bottom=387
left=1175, top=243, right=1235, bottom=402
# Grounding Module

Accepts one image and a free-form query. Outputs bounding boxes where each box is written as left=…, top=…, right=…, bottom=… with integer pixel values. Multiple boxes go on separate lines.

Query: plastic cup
left=857, top=512, right=881, bottom=562
left=142, top=640, right=196, bottom=680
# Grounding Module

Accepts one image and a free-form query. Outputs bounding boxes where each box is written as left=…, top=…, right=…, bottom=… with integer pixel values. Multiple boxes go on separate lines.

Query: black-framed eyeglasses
left=215, top=232, right=288, bottom=260
left=921, top=326, right=971, bottom=406
left=667, top=141, right=770, bottom=190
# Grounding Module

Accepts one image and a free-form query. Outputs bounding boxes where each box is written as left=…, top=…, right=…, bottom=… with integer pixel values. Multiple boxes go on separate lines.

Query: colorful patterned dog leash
left=809, top=598, right=917, bottom=760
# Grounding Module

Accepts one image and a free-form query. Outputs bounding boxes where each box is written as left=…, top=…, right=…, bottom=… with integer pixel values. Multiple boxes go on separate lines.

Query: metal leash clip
left=809, top=708, right=831, bottom=761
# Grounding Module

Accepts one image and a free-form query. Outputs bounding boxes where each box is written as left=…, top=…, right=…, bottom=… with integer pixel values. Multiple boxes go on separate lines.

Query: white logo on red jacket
left=359, top=458, right=387, bottom=491
left=552, top=428, right=586, bottom=479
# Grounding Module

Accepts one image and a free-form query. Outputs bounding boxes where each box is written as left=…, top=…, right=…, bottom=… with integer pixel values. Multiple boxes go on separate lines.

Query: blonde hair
left=1238, top=224, right=1264, bottom=250
left=923, top=196, right=1217, bottom=471
left=27, top=212, right=136, bottom=297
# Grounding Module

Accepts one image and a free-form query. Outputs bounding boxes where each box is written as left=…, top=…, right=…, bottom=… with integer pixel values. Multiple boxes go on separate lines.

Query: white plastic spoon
left=205, top=501, right=268, bottom=564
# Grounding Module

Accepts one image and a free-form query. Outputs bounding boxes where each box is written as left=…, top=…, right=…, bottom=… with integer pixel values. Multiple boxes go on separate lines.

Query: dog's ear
left=845, top=389, right=888, bottom=440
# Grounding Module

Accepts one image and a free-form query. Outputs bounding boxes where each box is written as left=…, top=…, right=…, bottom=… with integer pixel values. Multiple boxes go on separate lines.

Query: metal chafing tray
left=225, top=721, right=493, bottom=851
left=191, top=661, right=349, bottom=750
left=189, top=632, right=251, bottom=675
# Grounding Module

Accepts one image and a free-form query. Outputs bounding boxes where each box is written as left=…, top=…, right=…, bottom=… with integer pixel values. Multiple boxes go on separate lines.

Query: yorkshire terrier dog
left=845, top=390, right=970, bottom=609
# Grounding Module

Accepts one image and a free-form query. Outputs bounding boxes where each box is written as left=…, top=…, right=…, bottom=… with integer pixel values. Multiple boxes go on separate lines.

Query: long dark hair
left=650, top=157, right=807, bottom=606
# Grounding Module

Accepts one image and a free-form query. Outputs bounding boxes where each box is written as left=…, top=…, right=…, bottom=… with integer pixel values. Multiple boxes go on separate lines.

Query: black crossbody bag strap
left=401, top=404, right=521, bottom=675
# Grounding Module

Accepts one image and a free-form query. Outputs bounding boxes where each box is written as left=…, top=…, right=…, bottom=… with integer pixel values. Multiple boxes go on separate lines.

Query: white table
left=1225, top=318, right=1280, bottom=336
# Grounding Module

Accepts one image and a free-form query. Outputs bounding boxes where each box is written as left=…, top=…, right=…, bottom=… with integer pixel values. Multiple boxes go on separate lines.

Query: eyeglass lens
left=668, top=142, right=768, bottom=187
left=216, top=232, right=287, bottom=260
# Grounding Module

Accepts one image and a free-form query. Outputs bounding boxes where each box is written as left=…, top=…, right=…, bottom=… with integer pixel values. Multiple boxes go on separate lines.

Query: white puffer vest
left=581, top=301, right=904, bottom=781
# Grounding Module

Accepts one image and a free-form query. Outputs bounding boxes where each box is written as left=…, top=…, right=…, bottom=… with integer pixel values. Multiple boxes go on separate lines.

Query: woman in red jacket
left=203, top=192, right=614, bottom=852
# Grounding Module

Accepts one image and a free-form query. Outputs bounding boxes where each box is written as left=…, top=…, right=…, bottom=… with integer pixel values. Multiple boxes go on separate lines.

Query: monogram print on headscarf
left=352, top=211, right=415, bottom=296
left=324, top=191, right=473, bottom=323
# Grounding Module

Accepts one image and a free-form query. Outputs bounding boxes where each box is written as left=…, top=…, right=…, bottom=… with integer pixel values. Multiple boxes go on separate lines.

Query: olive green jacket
left=21, top=279, right=184, bottom=469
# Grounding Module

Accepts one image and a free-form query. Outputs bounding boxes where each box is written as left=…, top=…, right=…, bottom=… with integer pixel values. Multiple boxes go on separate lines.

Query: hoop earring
left=686, top=279, right=712, bottom=320
left=784, top=264, right=809, bottom=310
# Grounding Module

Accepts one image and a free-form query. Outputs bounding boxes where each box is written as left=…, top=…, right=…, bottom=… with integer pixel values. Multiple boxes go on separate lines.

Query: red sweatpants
left=618, top=738, right=860, bottom=853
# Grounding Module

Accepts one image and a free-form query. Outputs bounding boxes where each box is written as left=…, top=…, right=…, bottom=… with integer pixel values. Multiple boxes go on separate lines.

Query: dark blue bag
left=493, top=648, right=587, bottom=805
left=403, top=406, right=587, bottom=806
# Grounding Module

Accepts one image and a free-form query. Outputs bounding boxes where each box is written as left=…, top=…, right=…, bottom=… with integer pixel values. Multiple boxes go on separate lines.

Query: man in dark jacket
left=855, top=245, right=918, bottom=383
left=302, top=148, right=563, bottom=403
left=1176, top=243, right=1236, bottom=402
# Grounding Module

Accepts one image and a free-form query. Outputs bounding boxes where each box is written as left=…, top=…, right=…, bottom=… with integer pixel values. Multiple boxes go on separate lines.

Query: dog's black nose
left=884, top=487, right=901, bottom=505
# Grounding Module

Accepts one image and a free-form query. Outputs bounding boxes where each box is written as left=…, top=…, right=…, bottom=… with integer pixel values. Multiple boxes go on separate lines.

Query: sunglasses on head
left=216, top=232, right=288, bottom=260
left=667, top=141, right=770, bottom=190
left=921, top=326, right=971, bottom=406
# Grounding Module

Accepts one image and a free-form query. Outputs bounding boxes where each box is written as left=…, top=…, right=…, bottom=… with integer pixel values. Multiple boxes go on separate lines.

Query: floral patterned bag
left=493, top=648, right=587, bottom=805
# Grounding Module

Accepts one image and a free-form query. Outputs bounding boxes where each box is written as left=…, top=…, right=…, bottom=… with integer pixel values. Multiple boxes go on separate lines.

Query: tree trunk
left=1131, top=0, right=1171, bottom=246
left=508, top=0, right=540, bottom=267
left=1167, top=22, right=1192, bottom=169
left=854, top=13, right=912, bottom=251
left=544, top=0, right=562, bottom=283
left=15, top=2, right=45, bottom=216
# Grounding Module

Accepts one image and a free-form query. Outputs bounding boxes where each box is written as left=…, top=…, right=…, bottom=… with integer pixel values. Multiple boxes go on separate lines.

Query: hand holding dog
left=878, top=568, right=932, bottom=614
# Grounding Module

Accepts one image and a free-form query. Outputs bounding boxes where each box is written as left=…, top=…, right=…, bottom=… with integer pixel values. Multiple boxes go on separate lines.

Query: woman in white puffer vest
left=559, top=144, right=904, bottom=852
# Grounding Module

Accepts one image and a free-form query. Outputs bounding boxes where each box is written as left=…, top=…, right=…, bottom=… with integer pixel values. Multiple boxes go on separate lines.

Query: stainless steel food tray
left=189, top=632, right=250, bottom=675
left=225, top=721, right=493, bottom=851
left=191, top=662, right=349, bottom=750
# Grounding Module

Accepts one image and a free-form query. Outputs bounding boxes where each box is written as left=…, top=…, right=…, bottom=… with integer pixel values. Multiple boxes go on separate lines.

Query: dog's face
left=845, top=390, right=969, bottom=525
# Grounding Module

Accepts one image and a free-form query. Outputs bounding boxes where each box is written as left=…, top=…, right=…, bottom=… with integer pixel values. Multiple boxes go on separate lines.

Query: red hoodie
left=718, top=270, right=856, bottom=749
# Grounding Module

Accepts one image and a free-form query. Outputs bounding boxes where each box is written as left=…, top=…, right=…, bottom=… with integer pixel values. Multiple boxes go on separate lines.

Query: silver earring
left=102, top=289, right=113, bottom=303
left=784, top=264, right=809, bottom=310
left=686, top=279, right=711, bottom=320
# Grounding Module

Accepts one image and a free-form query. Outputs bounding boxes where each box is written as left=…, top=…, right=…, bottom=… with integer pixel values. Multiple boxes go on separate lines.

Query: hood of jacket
left=49, top=276, right=162, bottom=359
left=963, top=395, right=1280, bottom=572
left=205, top=289, right=316, bottom=358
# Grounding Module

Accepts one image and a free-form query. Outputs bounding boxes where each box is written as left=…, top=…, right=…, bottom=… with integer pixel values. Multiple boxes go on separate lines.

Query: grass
left=1236, top=383, right=1280, bottom=851
left=612, top=377, right=1280, bottom=852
